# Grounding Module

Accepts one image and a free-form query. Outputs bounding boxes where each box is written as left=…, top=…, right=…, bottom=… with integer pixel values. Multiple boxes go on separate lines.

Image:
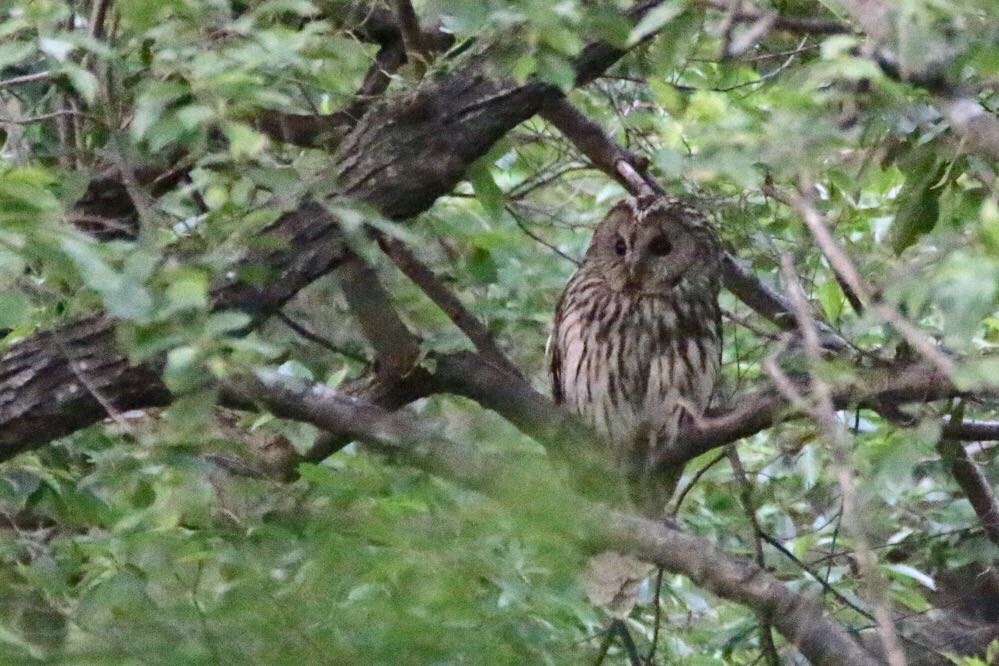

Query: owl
left=548, top=196, right=722, bottom=516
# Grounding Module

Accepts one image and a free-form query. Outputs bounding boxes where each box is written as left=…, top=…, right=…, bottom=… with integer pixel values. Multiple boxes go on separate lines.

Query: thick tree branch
left=0, top=201, right=348, bottom=456
left=2, top=5, right=662, bottom=455
left=231, top=367, right=882, bottom=666
left=354, top=348, right=999, bottom=479
left=944, top=419, right=999, bottom=441
left=660, top=360, right=980, bottom=469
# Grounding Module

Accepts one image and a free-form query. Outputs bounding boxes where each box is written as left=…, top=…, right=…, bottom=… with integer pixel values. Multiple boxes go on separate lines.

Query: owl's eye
left=648, top=235, right=673, bottom=257
left=614, top=237, right=627, bottom=256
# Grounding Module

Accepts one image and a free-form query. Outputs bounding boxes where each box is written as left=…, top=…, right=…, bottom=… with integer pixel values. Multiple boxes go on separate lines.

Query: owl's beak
left=624, top=258, right=647, bottom=290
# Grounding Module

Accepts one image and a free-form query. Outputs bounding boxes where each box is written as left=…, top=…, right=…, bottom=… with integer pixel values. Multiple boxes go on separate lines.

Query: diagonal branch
left=538, top=92, right=848, bottom=350
left=230, top=367, right=882, bottom=666
left=659, top=359, right=983, bottom=469
left=775, top=180, right=956, bottom=378
left=0, top=201, right=349, bottom=457
left=936, top=405, right=999, bottom=548
left=339, top=251, right=422, bottom=379
left=937, top=435, right=999, bottom=547
left=727, top=447, right=780, bottom=666
left=377, top=236, right=523, bottom=378
left=1, top=4, right=668, bottom=456
left=778, top=255, right=906, bottom=666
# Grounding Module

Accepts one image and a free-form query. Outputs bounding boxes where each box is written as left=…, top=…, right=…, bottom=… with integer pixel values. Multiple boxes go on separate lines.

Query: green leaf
left=165, top=270, right=209, bottom=311
left=205, top=311, right=252, bottom=336
left=628, top=0, right=688, bottom=45
left=467, top=161, right=504, bottom=219
left=118, top=0, right=183, bottom=31
left=223, top=121, right=268, bottom=158
left=58, top=237, right=152, bottom=320
left=816, top=279, right=845, bottom=322
left=0, top=292, right=32, bottom=329
left=65, top=65, right=98, bottom=105
left=467, top=246, right=499, bottom=285
left=0, top=40, right=34, bottom=69
left=891, top=148, right=947, bottom=254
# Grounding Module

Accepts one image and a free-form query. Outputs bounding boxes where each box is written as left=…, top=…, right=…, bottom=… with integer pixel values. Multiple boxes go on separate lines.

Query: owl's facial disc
left=608, top=222, right=695, bottom=294
left=585, top=197, right=719, bottom=296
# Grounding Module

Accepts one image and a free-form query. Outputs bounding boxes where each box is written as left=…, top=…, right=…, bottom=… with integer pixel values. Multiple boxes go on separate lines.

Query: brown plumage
left=548, top=196, right=722, bottom=516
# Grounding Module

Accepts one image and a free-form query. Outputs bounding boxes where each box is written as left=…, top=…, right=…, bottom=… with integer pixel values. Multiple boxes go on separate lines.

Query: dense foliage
left=0, top=0, right=997, bottom=663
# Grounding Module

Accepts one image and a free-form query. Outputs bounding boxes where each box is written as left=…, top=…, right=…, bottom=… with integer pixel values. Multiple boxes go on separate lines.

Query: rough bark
left=1, top=201, right=348, bottom=456
left=333, top=58, right=550, bottom=218
left=0, top=56, right=556, bottom=455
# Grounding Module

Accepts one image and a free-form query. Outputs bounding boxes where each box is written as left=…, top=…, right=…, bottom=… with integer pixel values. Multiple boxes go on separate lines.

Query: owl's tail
left=629, top=463, right=685, bottom=520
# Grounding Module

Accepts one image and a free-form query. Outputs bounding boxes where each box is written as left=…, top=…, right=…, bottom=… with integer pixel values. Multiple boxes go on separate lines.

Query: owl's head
left=584, top=196, right=721, bottom=295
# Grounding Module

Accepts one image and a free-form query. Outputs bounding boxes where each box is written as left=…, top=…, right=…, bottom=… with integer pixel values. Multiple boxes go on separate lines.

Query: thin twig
left=778, top=255, right=908, bottom=666
left=646, top=567, right=665, bottom=664
left=670, top=448, right=728, bottom=515
left=773, top=175, right=956, bottom=379
left=506, top=204, right=580, bottom=266
left=52, top=334, right=134, bottom=436
left=758, top=530, right=875, bottom=621
left=275, top=311, right=369, bottom=364
left=377, top=234, right=524, bottom=379
left=0, top=71, right=54, bottom=89
left=727, top=447, right=779, bottom=666
left=0, top=109, right=92, bottom=125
